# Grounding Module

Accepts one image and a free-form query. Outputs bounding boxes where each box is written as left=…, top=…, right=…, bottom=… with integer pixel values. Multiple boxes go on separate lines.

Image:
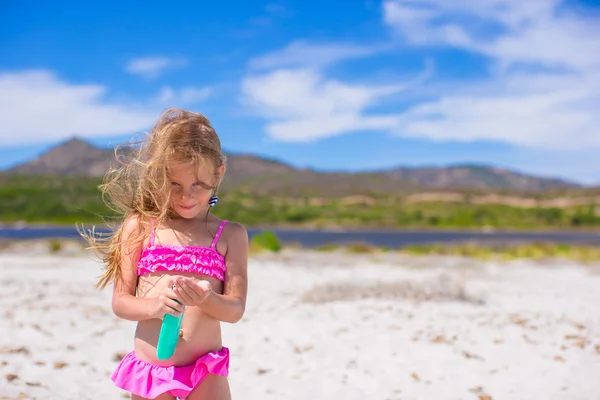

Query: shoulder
left=222, top=220, right=248, bottom=241
left=221, top=220, right=248, bottom=262
left=121, top=214, right=142, bottom=236
left=122, top=214, right=141, bottom=233
left=221, top=221, right=248, bottom=255
left=120, top=214, right=151, bottom=245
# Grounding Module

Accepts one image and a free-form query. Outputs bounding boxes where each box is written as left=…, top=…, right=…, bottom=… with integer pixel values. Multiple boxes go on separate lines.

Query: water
left=1, top=226, right=599, bottom=248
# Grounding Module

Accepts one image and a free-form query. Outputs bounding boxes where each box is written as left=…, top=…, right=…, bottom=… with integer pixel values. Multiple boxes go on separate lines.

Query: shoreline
left=2, top=237, right=600, bottom=265
left=2, top=220, right=600, bottom=234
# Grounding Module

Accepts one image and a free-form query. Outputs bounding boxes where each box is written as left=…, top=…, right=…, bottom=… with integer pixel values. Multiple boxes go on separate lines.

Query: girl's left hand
left=172, top=277, right=213, bottom=307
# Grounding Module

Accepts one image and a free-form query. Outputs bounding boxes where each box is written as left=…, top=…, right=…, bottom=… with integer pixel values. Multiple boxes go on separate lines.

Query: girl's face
left=167, top=161, right=224, bottom=219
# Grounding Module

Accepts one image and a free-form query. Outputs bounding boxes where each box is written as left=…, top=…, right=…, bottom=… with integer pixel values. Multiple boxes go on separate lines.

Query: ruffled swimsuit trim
left=112, top=347, right=230, bottom=399
left=137, top=245, right=226, bottom=281
left=137, top=220, right=228, bottom=281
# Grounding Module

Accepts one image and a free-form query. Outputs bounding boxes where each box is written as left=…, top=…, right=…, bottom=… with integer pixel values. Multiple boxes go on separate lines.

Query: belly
left=134, top=271, right=224, bottom=366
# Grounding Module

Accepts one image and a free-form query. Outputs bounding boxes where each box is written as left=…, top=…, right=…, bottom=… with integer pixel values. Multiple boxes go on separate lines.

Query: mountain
left=7, top=137, right=582, bottom=195
left=9, top=138, right=115, bottom=177
left=384, top=165, right=578, bottom=192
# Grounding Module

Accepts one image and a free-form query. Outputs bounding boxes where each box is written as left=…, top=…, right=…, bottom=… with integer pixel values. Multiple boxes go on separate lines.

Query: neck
left=167, top=210, right=212, bottom=222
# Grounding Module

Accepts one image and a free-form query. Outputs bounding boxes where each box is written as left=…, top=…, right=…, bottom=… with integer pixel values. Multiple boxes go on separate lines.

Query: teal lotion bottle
left=156, top=300, right=184, bottom=360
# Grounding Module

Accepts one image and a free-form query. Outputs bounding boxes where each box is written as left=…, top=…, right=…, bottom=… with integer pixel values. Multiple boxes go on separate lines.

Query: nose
left=180, top=187, right=193, bottom=199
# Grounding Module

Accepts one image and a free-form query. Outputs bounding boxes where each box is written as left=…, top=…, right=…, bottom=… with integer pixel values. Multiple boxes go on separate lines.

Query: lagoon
left=1, top=225, right=599, bottom=248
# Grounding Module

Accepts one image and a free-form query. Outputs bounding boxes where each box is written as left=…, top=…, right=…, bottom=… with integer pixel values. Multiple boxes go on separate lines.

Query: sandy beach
left=1, top=241, right=600, bottom=400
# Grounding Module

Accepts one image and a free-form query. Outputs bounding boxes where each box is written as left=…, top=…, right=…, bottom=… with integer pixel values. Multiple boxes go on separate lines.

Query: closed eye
left=193, top=181, right=212, bottom=189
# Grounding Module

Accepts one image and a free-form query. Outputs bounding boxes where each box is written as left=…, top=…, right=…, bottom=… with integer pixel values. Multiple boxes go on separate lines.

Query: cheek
left=195, top=189, right=212, bottom=200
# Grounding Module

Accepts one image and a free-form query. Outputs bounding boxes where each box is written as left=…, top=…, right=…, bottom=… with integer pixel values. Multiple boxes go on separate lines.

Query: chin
left=173, top=205, right=203, bottom=219
left=178, top=212, right=200, bottom=219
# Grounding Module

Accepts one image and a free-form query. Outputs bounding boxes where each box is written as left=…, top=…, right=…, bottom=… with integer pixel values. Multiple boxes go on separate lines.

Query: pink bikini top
left=137, top=220, right=228, bottom=281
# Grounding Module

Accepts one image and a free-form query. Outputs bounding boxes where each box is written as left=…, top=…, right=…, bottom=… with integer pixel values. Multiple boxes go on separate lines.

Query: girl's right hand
left=151, top=283, right=185, bottom=319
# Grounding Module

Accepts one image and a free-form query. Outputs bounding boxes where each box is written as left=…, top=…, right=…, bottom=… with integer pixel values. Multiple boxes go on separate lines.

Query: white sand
left=1, top=245, right=600, bottom=400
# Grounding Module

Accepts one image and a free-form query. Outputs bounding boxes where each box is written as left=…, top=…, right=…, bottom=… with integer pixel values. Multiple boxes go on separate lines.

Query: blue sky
left=1, top=0, right=600, bottom=184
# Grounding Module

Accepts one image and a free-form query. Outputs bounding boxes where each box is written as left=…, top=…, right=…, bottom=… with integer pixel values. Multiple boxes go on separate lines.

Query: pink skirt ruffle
left=111, top=347, right=229, bottom=399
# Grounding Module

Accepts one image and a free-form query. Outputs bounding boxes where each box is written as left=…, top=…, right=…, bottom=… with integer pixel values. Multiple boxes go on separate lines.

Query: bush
left=345, top=241, right=377, bottom=254
left=250, top=230, right=282, bottom=252
left=401, top=242, right=600, bottom=263
left=48, top=239, right=62, bottom=254
left=316, top=243, right=340, bottom=252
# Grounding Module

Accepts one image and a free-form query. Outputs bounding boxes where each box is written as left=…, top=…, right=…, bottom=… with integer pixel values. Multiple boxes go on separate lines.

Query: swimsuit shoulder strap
left=211, top=220, right=228, bottom=249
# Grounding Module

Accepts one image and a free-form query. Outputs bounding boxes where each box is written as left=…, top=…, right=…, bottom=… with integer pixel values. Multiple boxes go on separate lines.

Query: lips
left=179, top=204, right=196, bottom=210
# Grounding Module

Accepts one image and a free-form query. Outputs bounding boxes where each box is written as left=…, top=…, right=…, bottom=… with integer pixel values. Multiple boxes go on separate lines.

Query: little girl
left=84, top=108, right=248, bottom=399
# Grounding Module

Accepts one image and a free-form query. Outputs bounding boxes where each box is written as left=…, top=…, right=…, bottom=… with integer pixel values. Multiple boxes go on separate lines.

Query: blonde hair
left=82, top=108, right=227, bottom=289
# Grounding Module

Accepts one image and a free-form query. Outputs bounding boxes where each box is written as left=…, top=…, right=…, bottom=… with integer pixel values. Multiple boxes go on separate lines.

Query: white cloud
left=249, top=40, right=380, bottom=70
left=242, top=34, right=433, bottom=142
left=125, top=56, right=188, bottom=79
left=396, top=75, right=600, bottom=149
left=383, top=0, right=600, bottom=72
left=241, top=1, right=600, bottom=150
left=0, top=70, right=209, bottom=145
left=154, top=86, right=212, bottom=106
left=382, top=0, right=600, bottom=149
left=241, top=66, right=431, bottom=141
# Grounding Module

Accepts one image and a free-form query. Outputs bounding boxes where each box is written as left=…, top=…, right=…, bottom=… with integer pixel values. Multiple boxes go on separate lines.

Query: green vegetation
left=1, top=174, right=600, bottom=230
left=307, top=240, right=600, bottom=262
left=48, top=239, right=62, bottom=254
left=249, top=230, right=282, bottom=253
left=316, top=243, right=341, bottom=252
left=0, top=174, right=113, bottom=224
left=401, top=242, right=600, bottom=263
left=345, top=242, right=378, bottom=254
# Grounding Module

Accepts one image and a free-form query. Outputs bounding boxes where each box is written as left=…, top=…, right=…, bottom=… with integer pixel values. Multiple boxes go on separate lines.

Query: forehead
left=168, top=160, right=214, bottom=181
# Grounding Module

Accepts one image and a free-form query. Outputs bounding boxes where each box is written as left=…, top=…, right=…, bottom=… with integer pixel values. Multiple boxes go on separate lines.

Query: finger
left=164, top=307, right=181, bottom=317
left=197, top=280, right=212, bottom=292
left=181, top=279, right=210, bottom=304
left=165, top=286, right=179, bottom=301
left=174, top=277, right=193, bottom=293
left=165, top=297, right=185, bottom=313
left=178, top=276, right=195, bottom=286
left=174, top=281, right=195, bottom=305
left=182, top=277, right=206, bottom=293
left=168, top=283, right=189, bottom=304
left=166, top=301, right=184, bottom=314
left=176, top=278, right=196, bottom=295
left=162, top=301, right=181, bottom=317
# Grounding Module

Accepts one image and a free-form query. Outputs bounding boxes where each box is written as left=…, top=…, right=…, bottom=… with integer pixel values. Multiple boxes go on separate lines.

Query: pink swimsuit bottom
left=112, top=220, right=230, bottom=399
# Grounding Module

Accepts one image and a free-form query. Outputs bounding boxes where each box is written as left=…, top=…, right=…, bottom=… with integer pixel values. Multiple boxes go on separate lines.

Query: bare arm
left=199, top=222, right=249, bottom=323
left=111, top=216, right=182, bottom=321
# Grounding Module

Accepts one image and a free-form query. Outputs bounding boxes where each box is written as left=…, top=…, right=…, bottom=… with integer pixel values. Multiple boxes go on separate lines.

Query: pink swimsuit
left=111, top=220, right=230, bottom=399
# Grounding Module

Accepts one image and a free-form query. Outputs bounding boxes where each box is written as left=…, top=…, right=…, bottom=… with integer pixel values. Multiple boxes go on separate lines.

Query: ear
left=215, top=164, right=226, bottom=187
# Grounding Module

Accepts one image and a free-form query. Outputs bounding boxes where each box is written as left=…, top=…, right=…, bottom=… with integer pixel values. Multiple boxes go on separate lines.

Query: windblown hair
left=82, top=108, right=227, bottom=289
